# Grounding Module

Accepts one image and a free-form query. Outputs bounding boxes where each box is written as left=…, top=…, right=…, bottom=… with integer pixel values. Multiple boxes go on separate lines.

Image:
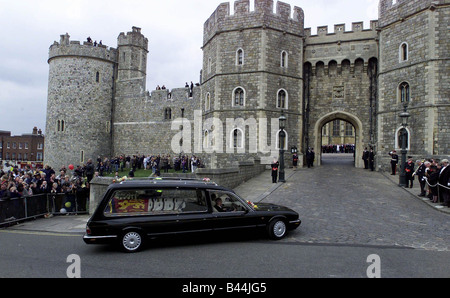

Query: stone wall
left=45, top=33, right=117, bottom=168
left=377, top=0, right=450, bottom=170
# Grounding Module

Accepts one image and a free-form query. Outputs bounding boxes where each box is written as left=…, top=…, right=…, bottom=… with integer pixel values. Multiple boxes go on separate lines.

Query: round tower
left=44, top=33, right=118, bottom=169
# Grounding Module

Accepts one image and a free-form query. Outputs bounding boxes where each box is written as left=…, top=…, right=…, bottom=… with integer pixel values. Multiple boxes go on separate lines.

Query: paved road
left=263, top=154, right=449, bottom=251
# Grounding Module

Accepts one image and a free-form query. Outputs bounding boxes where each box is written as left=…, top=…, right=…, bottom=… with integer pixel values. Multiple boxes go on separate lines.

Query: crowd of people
left=96, top=153, right=205, bottom=177
left=322, top=144, right=355, bottom=154
left=389, top=151, right=450, bottom=208
left=0, top=162, right=90, bottom=213
left=0, top=153, right=206, bottom=216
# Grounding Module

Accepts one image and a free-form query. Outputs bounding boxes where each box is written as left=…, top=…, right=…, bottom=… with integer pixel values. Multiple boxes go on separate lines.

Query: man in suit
left=362, top=148, right=369, bottom=169
left=438, top=159, right=450, bottom=207
left=415, top=160, right=427, bottom=196
left=368, top=148, right=375, bottom=171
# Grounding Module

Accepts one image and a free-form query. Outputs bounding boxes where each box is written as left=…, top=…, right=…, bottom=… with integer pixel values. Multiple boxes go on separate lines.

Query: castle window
left=233, top=87, right=245, bottom=107
left=277, top=89, right=288, bottom=109
left=164, top=108, right=172, bottom=120
left=208, top=57, right=212, bottom=74
left=345, top=122, right=354, bottom=136
left=399, top=42, right=408, bottom=62
left=333, top=120, right=340, bottom=137
left=395, top=127, right=410, bottom=150
left=236, top=48, right=244, bottom=66
left=57, top=120, right=65, bottom=132
left=232, top=128, right=243, bottom=149
left=96, top=71, right=100, bottom=83
left=281, top=51, right=288, bottom=68
left=203, top=130, right=212, bottom=149
left=399, top=82, right=410, bottom=103
left=205, top=93, right=211, bottom=111
left=276, top=130, right=288, bottom=150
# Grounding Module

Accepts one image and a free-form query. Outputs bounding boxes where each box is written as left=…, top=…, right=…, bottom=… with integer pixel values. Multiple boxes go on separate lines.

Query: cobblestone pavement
left=261, top=154, right=450, bottom=252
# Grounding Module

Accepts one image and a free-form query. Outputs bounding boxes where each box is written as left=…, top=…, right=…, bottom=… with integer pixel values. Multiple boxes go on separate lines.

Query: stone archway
left=313, top=111, right=364, bottom=168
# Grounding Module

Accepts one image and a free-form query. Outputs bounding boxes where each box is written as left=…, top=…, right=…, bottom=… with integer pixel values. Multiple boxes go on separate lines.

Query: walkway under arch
left=313, top=111, right=364, bottom=168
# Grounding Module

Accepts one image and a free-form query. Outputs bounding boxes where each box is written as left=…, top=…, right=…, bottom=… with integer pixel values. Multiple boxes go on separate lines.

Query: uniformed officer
left=271, top=159, right=279, bottom=183
left=389, top=150, right=399, bottom=175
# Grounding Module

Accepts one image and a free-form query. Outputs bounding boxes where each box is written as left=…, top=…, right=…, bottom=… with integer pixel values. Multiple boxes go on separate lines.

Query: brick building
left=0, top=127, right=45, bottom=166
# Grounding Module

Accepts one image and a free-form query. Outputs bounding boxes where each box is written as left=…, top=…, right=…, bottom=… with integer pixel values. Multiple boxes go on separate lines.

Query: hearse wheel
left=120, top=230, right=144, bottom=252
left=267, top=219, right=287, bottom=240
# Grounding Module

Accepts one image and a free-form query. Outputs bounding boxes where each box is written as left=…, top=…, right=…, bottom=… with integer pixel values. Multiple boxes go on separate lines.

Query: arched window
left=277, top=89, right=288, bottom=109
left=96, top=71, right=100, bottom=83
left=395, top=127, right=410, bottom=150
left=399, top=42, right=408, bottom=62
left=208, top=57, right=212, bottom=74
left=281, top=51, right=288, bottom=68
left=233, top=87, right=245, bottom=107
left=164, top=108, right=172, bottom=120
left=236, top=48, right=244, bottom=66
left=399, top=82, right=410, bottom=103
left=276, top=130, right=288, bottom=150
left=203, top=130, right=210, bottom=149
left=232, top=128, right=243, bottom=148
left=205, top=93, right=211, bottom=111
left=57, top=120, right=65, bottom=132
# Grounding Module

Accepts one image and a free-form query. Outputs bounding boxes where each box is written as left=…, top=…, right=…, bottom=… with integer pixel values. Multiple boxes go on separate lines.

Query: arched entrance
left=313, top=111, right=364, bottom=168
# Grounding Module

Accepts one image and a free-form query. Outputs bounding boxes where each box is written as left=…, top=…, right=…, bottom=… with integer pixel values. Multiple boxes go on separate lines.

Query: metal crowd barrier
left=0, top=193, right=88, bottom=227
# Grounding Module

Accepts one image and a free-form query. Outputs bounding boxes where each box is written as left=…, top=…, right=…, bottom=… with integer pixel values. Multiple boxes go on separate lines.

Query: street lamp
left=398, top=102, right=410, bottom=187
left=278, top=111, right=287, bottom=183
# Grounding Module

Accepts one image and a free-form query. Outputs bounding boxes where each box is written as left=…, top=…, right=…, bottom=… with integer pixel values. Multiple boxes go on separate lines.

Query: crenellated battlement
left=118, top=26, right=148, bottom=51
left=378, top=0, right=446, bottom=28
left=48, top=33, right=118, bottom=63
left=304, top=20, right=378, bottom=40
left=203, top=0, right=304, bottom=45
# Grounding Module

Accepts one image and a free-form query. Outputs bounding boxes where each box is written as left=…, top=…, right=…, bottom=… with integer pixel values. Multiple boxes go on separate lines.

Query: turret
left=44, top=33, right=117, bottom=168
left=116, top=27, right=149, bottom=96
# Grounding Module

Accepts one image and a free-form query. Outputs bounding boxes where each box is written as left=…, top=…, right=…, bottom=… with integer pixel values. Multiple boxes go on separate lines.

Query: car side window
left=209, top=190, right=248, bottom=213
left=103, top=188, right=207, bottom=217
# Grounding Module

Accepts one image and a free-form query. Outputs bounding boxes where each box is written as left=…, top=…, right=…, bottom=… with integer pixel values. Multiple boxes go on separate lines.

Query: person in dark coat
left=404, top=157, right=415, bottom=188
left=362, top=148, right=369, bottom=169
left=306, top=148, right=315, bottom=168
left=415, top=160, right=427, bottom=196
left=292, top=153, right=299, bottom=170
left=438, top=159, right=449, bottom=207
left=368, top=148, right=375, bottom=171
left=389, top=150, right=399, bottom=175
left=271, top=159, right=279, bottom=183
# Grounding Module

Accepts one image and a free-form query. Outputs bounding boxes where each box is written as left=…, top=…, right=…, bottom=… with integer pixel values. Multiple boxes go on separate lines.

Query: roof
left=107, top=177, right=229, bottom=191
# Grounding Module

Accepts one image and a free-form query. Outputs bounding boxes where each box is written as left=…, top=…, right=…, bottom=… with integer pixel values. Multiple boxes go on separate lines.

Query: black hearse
left=83, top=178, right=301, bottom=252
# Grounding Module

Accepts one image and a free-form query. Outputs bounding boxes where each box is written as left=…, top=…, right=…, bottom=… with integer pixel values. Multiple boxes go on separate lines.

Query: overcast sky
left=0, top=0, right=378, bottom=136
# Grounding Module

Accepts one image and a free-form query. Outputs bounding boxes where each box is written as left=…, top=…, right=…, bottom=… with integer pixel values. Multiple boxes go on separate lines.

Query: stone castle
left=44, top=0, right=449, bottom=171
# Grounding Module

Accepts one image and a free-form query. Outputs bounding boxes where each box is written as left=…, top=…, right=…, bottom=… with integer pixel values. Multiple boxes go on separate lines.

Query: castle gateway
left=44, top=0, right=449, bottom=171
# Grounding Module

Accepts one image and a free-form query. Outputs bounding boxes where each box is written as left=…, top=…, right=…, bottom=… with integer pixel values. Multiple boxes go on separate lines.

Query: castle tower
left=115, top=26, right=149, bottom=97
left=44, top=33, right=118, bottom=168
left=377, top=0, right=450, bottom=165
left=201, top=0, right=305, bottom=167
